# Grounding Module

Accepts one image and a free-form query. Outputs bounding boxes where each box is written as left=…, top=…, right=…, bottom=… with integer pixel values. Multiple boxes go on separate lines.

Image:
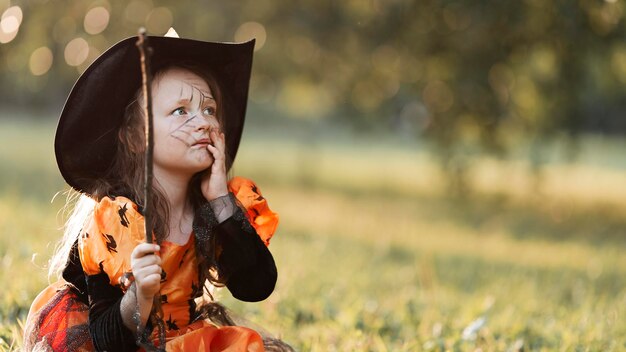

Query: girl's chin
left=189, top=159, right=214, bottom=172
left=196, top=160, right=216, bottom=172
left=155, top=160, right=214, bottom=176
left=189, top=149, right=214, bottom=162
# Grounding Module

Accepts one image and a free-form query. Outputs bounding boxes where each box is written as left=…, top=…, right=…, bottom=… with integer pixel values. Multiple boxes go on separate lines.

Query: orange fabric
left=25, top=177, right=276, bottom=350
left=24, top=286, right=263, bottom=352
left=27, top=280, right=66, bottom=320
left=78, top=197, right=199, bottom=328
left=164, top=321, right=264, bottom=351
left=78, top=196, right=147, bottom=281
left=228, top=177, right=279, bottom=246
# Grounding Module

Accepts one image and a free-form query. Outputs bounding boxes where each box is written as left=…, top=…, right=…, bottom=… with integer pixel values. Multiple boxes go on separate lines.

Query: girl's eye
left=203, top=107, right=216, bottom=116
left=172, top=107, right=186, bottom=116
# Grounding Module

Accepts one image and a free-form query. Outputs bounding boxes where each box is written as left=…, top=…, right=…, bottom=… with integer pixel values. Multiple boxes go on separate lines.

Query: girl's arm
left=202, top=194, right=277, bottom=302
left=85, top=245, right=160, bottom=352
left=85, top=270, right=139, bottom=351
left=200, top=129, right=278, bottom=301
left=216, top=209, right=277, bottom=301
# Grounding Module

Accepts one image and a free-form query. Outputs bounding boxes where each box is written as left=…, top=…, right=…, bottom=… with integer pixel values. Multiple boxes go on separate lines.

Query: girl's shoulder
left=94, top=195, right=140, bottom=216
left=92, top=195, right=145, bottom=238
left=78, top=195, right=146, bottom=279
left=228, top=177, right=279, bottom=246
left=228, top=176, right=268, bottom=207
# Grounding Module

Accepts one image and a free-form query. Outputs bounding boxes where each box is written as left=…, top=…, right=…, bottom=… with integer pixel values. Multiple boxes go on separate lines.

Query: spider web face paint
left=151, top=68, right=223, bottom=172
left=167, top=81, right=219, bottom=147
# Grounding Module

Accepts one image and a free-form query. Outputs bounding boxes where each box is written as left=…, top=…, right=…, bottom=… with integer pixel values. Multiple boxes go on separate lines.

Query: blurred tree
left=1, top=0, right=624, bottom=191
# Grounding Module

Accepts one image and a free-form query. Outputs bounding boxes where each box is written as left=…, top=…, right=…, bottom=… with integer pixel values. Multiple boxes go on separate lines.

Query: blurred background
left=1, top=0, right=625, bottom=351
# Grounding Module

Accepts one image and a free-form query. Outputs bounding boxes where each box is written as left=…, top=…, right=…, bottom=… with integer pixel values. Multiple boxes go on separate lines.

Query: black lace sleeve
left=63, top=240, right=138, bottom=351
left=195, top=194, right=277, bottom=302
left=85, top=272, right=138, bottom=351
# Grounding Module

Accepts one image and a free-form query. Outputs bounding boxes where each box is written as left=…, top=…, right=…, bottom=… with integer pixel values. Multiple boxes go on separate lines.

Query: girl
left=23, top=34, right=288, bottom=351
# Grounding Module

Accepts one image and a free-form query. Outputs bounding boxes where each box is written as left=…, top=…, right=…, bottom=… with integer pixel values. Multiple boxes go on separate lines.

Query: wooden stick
left=136, top=29, right=166, bottom=352
left=136, top=28, right=154, bottom=244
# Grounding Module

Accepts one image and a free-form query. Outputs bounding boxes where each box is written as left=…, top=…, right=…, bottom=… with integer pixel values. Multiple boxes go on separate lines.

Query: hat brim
left=55, top=36, right=255, bottom=194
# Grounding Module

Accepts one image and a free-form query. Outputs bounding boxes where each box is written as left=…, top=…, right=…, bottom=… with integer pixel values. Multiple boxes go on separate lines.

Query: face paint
left=169, top=114, right=199, bottom=147
left=151, top=67, right=221, bottom=174
left=165, top=81, right=218, bottom=147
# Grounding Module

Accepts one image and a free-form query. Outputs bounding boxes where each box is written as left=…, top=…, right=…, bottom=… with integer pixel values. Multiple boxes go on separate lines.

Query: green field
left=1, top=118, right=625, bottom=351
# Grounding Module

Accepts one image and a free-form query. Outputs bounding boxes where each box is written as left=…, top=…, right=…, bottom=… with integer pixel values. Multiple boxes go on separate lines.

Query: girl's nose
left=196, top=115, right=218, bottom=133
left=196, top=117, right=210, bottom=131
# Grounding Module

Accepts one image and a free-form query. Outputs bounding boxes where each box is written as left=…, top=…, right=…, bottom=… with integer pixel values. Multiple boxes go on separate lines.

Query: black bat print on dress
left=118, top=203, right=130, bottom=227
left=102, top=233, right=118, bottom=253
left=166, top=315, right=179, bottom=330
left=251, top=185, right=264, bottom=201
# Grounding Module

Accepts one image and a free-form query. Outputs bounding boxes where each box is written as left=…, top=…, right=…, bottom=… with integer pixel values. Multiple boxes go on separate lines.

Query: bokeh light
left=530, top=45, right=557, bottom=81
left=489, top=63, right=515, bottom=105
left=351, top=79, right=385, bottom=113
left=234, top=22, right=266, bottom=51
left=84, top=7, right=110, bottom=35
left=511, top=75, right=539, bottom=115
left=422, top=80, right=454, bottom=113
left=0, top=6, right=22, bottom=44
left=611, top=44, right=626, bottom=84
left=145, top=7, right=173, bottom=35
left=1, top=5, right=22, bottom=27
left=370, top=45, right=401, bottom=100
left=399, top=56, right=423, bottom=83
left=1, top=13, right=18, bottom=32
left=64, top=37, right=89, bottom=67
left=371, top=45, right=399, bottom=75
left=78, top=46, right=102, bottom=73
left=443, top=3, right=472, bottom=31
left=588, top=1, right=622, bottom=35
left=29, top=46, right=53, bottom=76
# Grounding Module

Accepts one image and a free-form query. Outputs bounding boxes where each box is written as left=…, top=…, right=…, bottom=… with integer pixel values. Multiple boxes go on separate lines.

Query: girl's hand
left=131, top=243, right=162, bottom=301
left=201, top=128, right=229, bottom=200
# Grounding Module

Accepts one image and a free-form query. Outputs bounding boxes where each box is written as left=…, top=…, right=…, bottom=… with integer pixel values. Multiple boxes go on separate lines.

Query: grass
left=1, top=117, right=625, bottom=351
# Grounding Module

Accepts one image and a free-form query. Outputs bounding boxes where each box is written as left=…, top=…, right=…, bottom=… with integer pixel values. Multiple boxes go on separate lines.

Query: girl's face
left=151, top=67, right=220, bottom=178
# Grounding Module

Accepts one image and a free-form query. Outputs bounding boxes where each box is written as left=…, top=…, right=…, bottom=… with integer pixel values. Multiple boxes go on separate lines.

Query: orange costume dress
left=24, top=177, right=279, bottom=352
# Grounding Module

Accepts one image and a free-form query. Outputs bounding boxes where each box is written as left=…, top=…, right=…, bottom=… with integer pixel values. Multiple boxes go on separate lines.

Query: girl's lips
left=193, top=138, right=211, bottom=146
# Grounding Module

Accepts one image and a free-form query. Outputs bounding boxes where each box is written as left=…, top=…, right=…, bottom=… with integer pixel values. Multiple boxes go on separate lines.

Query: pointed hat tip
left=164, top=27, right=179, bottom=38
